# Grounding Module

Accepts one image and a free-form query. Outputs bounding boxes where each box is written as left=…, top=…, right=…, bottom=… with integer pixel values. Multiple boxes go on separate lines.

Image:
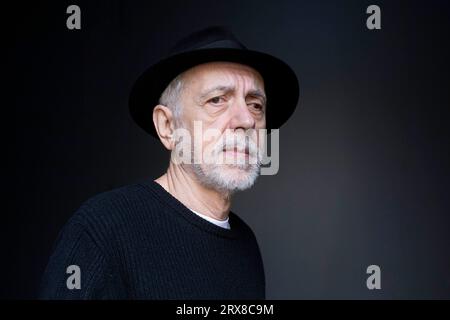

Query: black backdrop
left=7, top=0, right=450, bottom=299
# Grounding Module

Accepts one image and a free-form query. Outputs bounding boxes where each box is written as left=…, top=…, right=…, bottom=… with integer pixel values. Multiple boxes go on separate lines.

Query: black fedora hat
left=129, top=26, right=299, bottom=137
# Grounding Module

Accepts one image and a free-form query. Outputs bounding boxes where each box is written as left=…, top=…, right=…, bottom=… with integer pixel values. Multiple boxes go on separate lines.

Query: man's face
left=174, top=61, right=266, bottom=192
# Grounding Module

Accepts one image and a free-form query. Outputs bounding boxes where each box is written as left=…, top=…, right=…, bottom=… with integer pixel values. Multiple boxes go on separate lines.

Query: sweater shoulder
left=229, top=211, right=259, bottom=241
left=67, top=181, right=160, bottom=238
left=73, top=182, right=153, bottom=221
left=80, top=182, right=147, bottom=213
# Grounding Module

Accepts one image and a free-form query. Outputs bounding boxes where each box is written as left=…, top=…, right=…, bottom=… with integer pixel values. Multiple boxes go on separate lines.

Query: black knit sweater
left=39, top=179, right=265, bottom=299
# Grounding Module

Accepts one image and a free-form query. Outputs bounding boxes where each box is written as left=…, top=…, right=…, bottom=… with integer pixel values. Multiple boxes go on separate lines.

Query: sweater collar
left=139, top=179, right=241, bottom=239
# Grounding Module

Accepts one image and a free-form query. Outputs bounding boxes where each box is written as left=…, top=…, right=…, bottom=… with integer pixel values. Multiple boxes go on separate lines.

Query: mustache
left=214, top=135, right=260, bottom=158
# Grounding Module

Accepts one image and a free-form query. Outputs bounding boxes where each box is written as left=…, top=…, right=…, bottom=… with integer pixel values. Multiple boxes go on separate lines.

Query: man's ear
left=153, top=104, right=175, bottom=150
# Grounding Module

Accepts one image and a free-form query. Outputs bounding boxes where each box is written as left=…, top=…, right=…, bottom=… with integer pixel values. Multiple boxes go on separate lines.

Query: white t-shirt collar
left=190, top=209, right=230, bottom=230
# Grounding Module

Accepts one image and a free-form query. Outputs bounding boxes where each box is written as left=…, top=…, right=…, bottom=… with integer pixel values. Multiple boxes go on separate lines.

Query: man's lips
left=222, top=147, right=250, bottom=155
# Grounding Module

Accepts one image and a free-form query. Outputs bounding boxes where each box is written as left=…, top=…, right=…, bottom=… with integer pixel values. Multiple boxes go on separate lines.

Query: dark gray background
left=8, top=0, right=450, bottom=299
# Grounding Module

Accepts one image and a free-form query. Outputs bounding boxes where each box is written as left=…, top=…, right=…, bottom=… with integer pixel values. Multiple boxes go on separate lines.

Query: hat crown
left=169, top=26, right=247, bottom=56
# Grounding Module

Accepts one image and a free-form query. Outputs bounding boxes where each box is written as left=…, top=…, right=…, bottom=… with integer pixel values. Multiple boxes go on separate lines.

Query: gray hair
left=158, top=73, right=185, bottom=124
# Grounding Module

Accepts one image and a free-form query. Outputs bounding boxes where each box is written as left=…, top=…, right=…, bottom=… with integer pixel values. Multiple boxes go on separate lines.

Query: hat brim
left=129, top=48, right=299, bottom=138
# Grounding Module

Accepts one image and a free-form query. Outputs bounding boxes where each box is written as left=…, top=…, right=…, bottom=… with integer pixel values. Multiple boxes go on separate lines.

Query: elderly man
left=40, top=26, right=299, bottom=299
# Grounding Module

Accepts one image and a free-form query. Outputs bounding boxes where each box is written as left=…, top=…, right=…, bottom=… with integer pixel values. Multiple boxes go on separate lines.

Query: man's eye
left=209, top=96, right=225, bottom=104
left=249, top=103, right=263, bottom=111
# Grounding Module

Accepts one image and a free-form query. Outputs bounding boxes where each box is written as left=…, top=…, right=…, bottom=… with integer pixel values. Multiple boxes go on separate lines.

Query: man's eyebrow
left=199, top=85, right=235, bottom=100
left=247, top=89, right=266, bottom=104
left=198, top=86, right=266, bottom=104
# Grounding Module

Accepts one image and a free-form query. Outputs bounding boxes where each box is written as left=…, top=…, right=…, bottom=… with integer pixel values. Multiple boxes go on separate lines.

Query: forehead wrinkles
left=184, top=63, right=264, bottom=95
left=212, top=67, right=264, bottom=93
left=223, top=71, right=262, bottom=93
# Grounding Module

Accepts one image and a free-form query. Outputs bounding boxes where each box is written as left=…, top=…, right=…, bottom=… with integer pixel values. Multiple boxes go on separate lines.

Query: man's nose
left=228, top=98, right=256, bottom=130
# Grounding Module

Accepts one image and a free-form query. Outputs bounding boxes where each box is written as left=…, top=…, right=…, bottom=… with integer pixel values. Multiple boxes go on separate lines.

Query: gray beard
left=190, top=161, right=261, bottom=194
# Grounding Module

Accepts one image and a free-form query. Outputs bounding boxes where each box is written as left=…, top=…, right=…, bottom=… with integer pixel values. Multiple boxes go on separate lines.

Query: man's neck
left=154, top=164, right=231, bottom=221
